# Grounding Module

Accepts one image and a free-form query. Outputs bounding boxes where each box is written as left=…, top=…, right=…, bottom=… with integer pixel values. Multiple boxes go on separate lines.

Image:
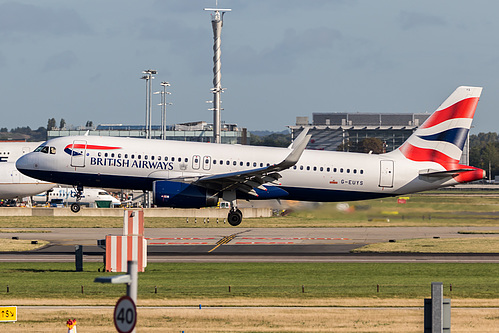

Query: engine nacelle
left=153, top=181, right=218, bottom=208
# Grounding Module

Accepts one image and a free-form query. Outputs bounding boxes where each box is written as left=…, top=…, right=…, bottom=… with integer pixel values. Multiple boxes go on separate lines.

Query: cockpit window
left=50, top=147, right=56, bottom=154
left=34, top=145, right=46, bottom=152
left=40, top=146, right=49, bottom=154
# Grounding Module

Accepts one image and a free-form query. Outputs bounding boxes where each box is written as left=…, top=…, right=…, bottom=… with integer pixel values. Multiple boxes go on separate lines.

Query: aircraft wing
left=196, top=128, right=311, bottom=196
left=166, top=128, right=311, bottom=197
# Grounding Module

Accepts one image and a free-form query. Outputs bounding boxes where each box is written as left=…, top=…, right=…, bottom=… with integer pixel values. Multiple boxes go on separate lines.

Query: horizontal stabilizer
left=419, top=168, right=476, bottom=178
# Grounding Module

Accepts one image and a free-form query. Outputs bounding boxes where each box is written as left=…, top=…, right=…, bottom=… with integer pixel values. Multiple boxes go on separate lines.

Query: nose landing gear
left=70, top=185, right=83, bottom=213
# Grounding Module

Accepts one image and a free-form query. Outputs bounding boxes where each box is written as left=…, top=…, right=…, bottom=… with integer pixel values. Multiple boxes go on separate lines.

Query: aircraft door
left=192, top=155, right=200, bottom=170
left=203, top=156, right=211, bottom=170
left=379, top=160, right=394, bottom=187
left=70, top=140, right=87, bottom=167
left=10, top=169, right=20, bottom=183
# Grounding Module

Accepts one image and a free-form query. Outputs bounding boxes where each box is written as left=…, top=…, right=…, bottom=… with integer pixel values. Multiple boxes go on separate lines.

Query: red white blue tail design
left=397, top=86, right=485, bottom=182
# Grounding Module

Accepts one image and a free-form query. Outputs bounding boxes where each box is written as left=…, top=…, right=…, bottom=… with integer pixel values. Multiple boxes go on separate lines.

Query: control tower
left=204, top=5, right=231, bottom=144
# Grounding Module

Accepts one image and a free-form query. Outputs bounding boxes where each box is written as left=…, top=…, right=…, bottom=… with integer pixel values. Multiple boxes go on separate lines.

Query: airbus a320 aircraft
left=16, top=86, right=485, bottom=225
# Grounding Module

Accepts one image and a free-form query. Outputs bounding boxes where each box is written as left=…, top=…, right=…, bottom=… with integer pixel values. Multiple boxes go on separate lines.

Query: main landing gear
left=223, top=190, right=243, bottom=226
left=227, top=208, right=243, bottom=227
left=70, top=185, right=83, bottom=213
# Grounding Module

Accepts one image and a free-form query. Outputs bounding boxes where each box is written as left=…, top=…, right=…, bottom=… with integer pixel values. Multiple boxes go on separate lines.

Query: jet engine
left=152, top=180, right=218, bottom=208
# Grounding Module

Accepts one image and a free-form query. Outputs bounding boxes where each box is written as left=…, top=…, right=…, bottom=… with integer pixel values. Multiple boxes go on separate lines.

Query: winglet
left=276, top=128, right=311, bottom=170
left=288, top=128, right=310, bottom=149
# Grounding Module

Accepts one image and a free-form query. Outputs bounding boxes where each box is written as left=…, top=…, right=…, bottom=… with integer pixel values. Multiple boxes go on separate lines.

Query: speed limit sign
left=114, top=296, right=137, bottom=333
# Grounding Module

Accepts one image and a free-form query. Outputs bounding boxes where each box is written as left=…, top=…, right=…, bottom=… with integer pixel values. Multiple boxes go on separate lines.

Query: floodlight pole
left=204, top=6, right=231, bottom=144
left=141, top=70, right=157, bottom=139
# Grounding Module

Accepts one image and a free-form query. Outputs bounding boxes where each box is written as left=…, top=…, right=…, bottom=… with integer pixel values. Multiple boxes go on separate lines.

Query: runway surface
left=1, top=226, right=499, bottom=262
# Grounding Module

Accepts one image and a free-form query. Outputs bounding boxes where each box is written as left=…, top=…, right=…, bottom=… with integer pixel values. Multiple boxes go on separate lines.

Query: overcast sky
left=0, top=0, right=498, bottom=133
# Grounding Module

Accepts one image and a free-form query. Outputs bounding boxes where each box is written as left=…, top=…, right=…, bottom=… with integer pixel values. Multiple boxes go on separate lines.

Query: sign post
left=95, top=260, right=138, bottom=333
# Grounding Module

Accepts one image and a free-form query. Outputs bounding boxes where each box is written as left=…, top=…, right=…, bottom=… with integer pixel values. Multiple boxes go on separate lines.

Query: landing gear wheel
left=70, top=203, right=81, bottom=213
left=228, top=209, right=243, bottom=226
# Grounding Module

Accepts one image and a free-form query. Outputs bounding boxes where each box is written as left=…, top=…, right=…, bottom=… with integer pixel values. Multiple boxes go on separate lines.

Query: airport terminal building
left=289, top=112, right=470, bottom=165
left=48, top=121, right=249, bottom=145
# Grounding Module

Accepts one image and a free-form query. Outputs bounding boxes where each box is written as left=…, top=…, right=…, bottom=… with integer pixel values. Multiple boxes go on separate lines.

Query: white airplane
left=33, top=187, right=121, bottom=207
left=16, top=86, right=485, bottom=225
left=0, top=141, right=54, bottom=199
left=0, top=141, right=42, bottom=163
left=0, top=162, right=55, bottom=199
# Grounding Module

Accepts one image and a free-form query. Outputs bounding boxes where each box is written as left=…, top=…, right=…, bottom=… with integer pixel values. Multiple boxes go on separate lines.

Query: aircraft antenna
left=204, top=3, right=231, bottom=144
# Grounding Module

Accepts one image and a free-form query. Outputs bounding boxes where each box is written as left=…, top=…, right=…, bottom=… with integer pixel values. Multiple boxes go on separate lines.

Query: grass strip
left=0, top=239, right=49, bottom=252
left=1, top=262, right=499, bottom=300
left=0, top=229, right=51, bottom=233
left=2, top=192, right=499, bottom=228
left=352, top=237, right=499, bottom=253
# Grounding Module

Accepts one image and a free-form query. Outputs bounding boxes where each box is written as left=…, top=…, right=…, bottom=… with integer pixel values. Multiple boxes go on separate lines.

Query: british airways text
left=90, top=157, right=174, bottom=170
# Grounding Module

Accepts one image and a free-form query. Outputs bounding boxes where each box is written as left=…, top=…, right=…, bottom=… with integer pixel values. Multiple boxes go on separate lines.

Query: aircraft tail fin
left=397, top=86, right=482, bottom=167
left=395, top=86, right=485, bottom=182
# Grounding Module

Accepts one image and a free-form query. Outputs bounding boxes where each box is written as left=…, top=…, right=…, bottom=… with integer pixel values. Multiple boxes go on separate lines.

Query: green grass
left=1, top=262, right=499, bottom=300
left=1, top=192, right=499, bottom=228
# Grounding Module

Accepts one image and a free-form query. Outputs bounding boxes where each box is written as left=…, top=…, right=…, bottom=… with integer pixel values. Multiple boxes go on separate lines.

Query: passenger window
left=165, top=156, right=169, bottom=161
left=360, top=170, right=364, bottom=174
left=178, top=157, right=181, bottom=162
left=240, top=162, right=243, bottom=166
left=253, top=162, right=257, bottom=167
left=233, top=161, right=237, bottom=166
left=226, top=161, right=230, bottom=165
left=98, top=152, right=102, bottom=157
left=185, top=158, right=188, bottom=162
left=260, top=163, right=263, bottom=167
left=320, top=167, right=323, bottom=172
left=353, top=169, right=357, bottom=174
left=138, top=155, right=141, bottom=159
left=293, top=166, right=297, bottom=170
left=347, top=169, right=350, bottom=173
left=313, top=166, right=317, bottom=171
left=340, top=168, right=343, bottom=173
left=125, top=154, right=128, bottom=158
left=104, top=153, right=108, bottom=157
left=111, top=153, right=115, bottom=158
left=246, top=162, right=250, bottom=167
left=145, top=155, right=148, bottom=160
left=327, top=167, right=330, bottom=172
left=213, top=159, right=216, bottom=164
left=151, top=156, right=155, bottom=160
left=300, top=166, right=303, bottom=170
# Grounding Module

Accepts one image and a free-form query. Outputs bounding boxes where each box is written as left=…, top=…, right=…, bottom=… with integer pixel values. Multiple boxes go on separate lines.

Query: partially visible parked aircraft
left=33, top=187, right=121, bottom=207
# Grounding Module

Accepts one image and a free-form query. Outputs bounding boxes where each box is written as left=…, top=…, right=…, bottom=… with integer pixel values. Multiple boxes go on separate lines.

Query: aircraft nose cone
left=16, top=153, right=38, bottom=175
